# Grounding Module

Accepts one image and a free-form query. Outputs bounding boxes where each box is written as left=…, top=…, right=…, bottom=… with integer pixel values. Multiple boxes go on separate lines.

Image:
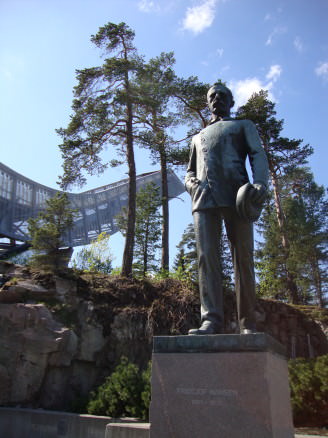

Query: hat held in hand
left=236, top=183, right=266, bottom=222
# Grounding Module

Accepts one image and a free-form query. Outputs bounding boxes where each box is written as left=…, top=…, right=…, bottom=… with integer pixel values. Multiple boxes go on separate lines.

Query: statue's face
left=207, top=85, right=233, bottom=118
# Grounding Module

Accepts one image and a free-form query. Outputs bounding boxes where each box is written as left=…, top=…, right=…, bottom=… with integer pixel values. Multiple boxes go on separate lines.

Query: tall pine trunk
left=121, top=123, right=136, bottom=276
left=311, top=253, right=324, bottom=308
left=143, top=224, right=149, bottom=277
left=121, top=73, right=136, bottom=277
left=151, top=107, right=169, bottom=272
left=160, top=150, right=169, bottom=271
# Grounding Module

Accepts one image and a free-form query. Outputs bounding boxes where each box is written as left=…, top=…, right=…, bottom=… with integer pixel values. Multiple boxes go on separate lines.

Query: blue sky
left=1, top=0, right=327, bottom=267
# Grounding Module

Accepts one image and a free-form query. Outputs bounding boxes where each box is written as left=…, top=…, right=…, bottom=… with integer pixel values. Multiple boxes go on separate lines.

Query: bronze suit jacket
left=185, top=118, right=269, bottom=213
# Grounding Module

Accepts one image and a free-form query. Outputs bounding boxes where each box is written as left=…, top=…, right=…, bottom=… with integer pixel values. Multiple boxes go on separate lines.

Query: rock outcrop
left=0, top=260, right=327, bottom=411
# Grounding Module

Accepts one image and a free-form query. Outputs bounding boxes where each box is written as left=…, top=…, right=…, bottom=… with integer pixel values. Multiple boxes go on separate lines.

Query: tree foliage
left=116, top=183, right=162, bottom=276
left=288, top=355, right=328, bottom=427
left=27, top=193, right=76, bottom=269
left=134, top=52, right=177, bottom=271
left=173, top=221, right=234, bottom=290
left=167, top=76, right=211, bottom=165
left=236, top=90, right=314, bottom=304
left=134, top=55, right=212, bottom=270
left=57, top=22, right=144, bottom=277
left=56, top=21, right=224, bottom=277
left=72, top=231, right=113, bottom=274
left=173, top=223, right=198, bottom=281
left=256, top=168, right=328, bottom=306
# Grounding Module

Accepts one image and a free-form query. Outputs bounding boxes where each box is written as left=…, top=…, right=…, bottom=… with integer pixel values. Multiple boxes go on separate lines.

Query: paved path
left=295, top=435, right=327, bottom=437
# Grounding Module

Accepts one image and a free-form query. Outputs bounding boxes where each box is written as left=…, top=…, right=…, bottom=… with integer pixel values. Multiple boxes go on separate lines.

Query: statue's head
left=207, top=83, right=235, bottom=119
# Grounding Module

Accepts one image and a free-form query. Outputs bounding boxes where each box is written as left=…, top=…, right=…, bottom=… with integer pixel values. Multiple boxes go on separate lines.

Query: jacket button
left=203, top=148, right=207, bottom=152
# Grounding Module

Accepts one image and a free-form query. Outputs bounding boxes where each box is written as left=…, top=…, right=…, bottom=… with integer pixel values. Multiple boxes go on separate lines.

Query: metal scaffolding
left=0, top=162, right=185, bottom=252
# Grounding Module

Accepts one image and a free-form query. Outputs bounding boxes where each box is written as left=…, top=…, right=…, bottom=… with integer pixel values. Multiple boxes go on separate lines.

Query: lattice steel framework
left=0, top=162, right=185, bottom=248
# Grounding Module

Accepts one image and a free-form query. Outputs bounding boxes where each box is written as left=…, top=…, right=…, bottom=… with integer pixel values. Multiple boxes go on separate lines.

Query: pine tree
left=134, top=59, right=213, bottom=270
left=57, top=22, right=144, bottom=277
left=27, top=193, right=76, bottom=269
left=219, top=223, right=234, bottom=293
left=236, top=90, right=313, bottom=304
left=174, top=221, right=234, bottom=289
left=173, top=223, right=198, bottom=281
left=134, top=53, right=177, bottom=271
left=116, top=183, right=162, bottom=277
left=256, top=168, right=327, bottom=306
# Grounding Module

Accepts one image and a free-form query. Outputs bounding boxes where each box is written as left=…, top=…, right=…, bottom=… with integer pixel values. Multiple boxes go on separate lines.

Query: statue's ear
left=209, top=114, right=216, bottom=124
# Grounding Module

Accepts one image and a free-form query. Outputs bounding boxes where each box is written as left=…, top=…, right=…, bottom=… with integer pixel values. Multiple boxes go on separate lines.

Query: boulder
left=0, top=303, right=77, bottom=404
left=0, top=280, right=56, bottom=303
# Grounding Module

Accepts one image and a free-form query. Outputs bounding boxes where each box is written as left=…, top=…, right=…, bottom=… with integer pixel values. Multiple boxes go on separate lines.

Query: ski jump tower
left=0, top=162, right=185, bottom=256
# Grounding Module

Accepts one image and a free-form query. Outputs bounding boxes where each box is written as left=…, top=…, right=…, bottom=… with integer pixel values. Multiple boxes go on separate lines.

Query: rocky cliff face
left=0, top=261, right=327, bottom=411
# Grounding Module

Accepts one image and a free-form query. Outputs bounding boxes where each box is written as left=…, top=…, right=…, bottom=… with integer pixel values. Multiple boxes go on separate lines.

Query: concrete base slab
left=0, top=408, right=139, bottom=438
left=150, top=333, right=294, bottom=438
left=0, top=408, right=112, bottom=438
left=106, top=423, right=150, bottom=438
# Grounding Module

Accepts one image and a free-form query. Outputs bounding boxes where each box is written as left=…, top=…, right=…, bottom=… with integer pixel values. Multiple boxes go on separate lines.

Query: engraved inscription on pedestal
left=176, top=387, right=238, bottom=407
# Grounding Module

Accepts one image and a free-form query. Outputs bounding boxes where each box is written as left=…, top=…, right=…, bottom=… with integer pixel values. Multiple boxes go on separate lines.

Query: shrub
left=140, top=362, right=151, bottom=421
left=87, top=357, right=151, bottom=420
left=288, top=354, right=328, bottom=426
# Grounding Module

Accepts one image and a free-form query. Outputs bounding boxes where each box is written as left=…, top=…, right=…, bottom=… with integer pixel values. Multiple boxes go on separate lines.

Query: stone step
left=105, top=424, right=326, bottom=438
left=106, top=423, right=150, bottom=438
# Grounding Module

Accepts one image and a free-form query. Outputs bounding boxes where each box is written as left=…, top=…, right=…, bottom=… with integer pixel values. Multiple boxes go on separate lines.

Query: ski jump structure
left=0, top=162, right=185, bottom=257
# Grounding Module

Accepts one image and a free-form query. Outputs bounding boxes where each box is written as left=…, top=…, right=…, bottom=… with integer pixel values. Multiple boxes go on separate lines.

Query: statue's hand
left=190, top=177, right=200, bottom=186
left=186, top=177, right=200, bottom=195
left=249, top=183, right=267, bottom=204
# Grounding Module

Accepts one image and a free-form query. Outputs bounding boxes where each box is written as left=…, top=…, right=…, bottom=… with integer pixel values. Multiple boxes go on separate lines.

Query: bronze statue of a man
left=185, top=83, right=269, bottom=335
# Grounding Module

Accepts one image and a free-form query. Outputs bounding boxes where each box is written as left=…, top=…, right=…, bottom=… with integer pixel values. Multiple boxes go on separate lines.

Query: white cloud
left=229, top=64, right=282, bottom=109
left=229, top=78, right=265, bottom=108
left=138, top=0, right=160, bottom=12
left=0, top=53, right=25, bottom=81
left=265, top=26, right=287, bottom=46
left=315, top=61, right=328, bottom=80
left=200, top=47, right=223, bottom=69
left=138, top=1, right=177, bottom=14
left=221, top=64, right=230, bottom=73
left=264, top=13, right=272, bottom=21
left=182, top=0, right=218, bottom=35
left=293, top=36, right=304, bottom=53
left=266, top=64, right=282, bottom=82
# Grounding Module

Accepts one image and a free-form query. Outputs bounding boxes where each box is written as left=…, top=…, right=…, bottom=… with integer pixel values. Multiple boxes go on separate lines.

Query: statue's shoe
left=188, top=321, right=222, bottom=335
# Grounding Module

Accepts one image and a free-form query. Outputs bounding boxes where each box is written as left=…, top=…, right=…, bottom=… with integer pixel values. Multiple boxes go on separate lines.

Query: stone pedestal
left=149, top=333, right=294, bottom=438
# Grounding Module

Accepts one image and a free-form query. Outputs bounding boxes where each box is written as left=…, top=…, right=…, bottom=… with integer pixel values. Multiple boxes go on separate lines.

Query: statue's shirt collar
left=209, top=116, right=234, bottom=125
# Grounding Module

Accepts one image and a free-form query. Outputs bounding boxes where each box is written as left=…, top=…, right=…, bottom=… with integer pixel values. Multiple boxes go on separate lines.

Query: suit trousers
left=193, top=207, right=256, bottom=331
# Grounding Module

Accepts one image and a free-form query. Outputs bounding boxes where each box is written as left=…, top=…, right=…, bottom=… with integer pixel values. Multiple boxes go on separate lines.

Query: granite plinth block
left=149, top=333, right=294, bottom=438
left=153, top=332, right=287, bottom=355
